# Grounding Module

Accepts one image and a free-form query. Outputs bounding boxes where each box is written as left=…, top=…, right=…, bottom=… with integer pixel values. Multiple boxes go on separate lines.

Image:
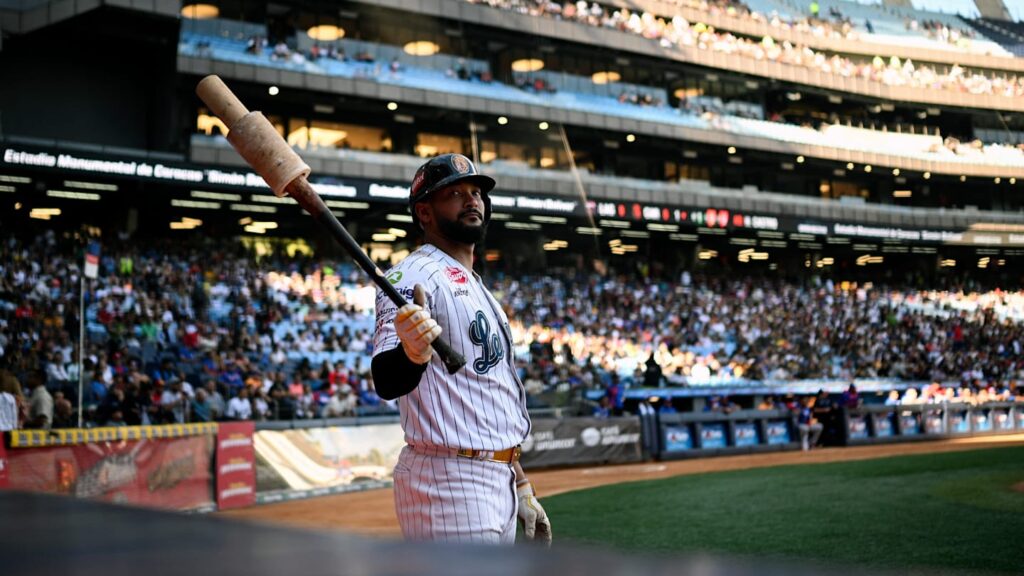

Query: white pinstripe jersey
left=373, top=243, right=530, bottom=451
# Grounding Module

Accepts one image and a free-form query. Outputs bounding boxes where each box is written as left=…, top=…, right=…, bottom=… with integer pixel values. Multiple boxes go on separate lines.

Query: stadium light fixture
left=727, top=146, right=736, bottom=155
left=923, top=172, right=931, bottom=180
left=0, top=185, right=14, bottom=193
left=497, top=116, right=508, bottom=125
left=181, top=4, right=218, bottom=19
left=893, top=190, right=912, bottom=198
left=538, top=122, right=549, bottom=131
left=387, top=214, right=414, bottom=223
left=591, top=71, right=621, bottom=85
left=371, top=233, right=397, bottom=242
left=796, top=156, right=804, bottom=164
left=268, top=86, right=279, bottom=96
left=940, top=259, right=956, bottom=267
left=846, top=162, right=854, bottom=170
left=308, top=25, right=344, bottom=41
left=960, top=175, right=966, bottom=182
left=403, top=41, right=439, bottom=56
left=626, top=134, right=636, bottom=143
left=995, top=177, right=1002, bottom=184
left=1011, top=178, right=1017, bottom=185
left=0, top=175, right=31, bottom=184
left=388, top=228, right=407, bottom=238
left=511, top=59, right=544, bottom=72
left=864, top=165, right=872, bottom=173
left=892, top=168, right=900, bottom=176
left=387, top=102, right=399, bottom=111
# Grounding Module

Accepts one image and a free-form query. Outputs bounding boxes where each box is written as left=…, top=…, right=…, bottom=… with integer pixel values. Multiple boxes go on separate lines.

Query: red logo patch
left=445, top=266, right=468, bottom=284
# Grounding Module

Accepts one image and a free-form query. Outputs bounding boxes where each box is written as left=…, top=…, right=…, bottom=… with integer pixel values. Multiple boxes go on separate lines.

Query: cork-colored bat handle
left=196, top=75, right=249, bottom=129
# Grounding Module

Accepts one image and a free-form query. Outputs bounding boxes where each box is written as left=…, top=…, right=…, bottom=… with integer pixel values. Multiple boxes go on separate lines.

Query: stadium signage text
left=4, top=148, right=204, bottom=183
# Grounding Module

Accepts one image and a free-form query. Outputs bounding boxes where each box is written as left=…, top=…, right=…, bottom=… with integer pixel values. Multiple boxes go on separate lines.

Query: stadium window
left=415, top=133, right=465, bottom=158
left=287, top=119, right=389, bottom=152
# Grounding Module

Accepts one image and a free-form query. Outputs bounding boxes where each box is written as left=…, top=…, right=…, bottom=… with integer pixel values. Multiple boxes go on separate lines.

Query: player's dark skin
left=413, top=182, right=485, bottom=271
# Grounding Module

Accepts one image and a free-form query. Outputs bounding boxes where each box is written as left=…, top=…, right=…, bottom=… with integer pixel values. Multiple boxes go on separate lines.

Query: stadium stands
left=180, top=21, right=1024, bottom=171
left=3, top=232, right=1023, bottom=429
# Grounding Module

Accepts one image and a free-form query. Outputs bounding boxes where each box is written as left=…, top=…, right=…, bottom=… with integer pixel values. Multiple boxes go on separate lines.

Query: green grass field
left=543, top=446, right=1024, bottom=575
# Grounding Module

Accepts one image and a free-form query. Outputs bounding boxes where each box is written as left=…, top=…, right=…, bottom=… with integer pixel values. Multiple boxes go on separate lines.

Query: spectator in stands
left=642, top=353, right=666, bottom=387
left=226, top=386, right=253, bottom=420
left=191, top=388, right=213, bottom=423
left=51, top=392, right=76, bottom=429
left=325, top=384, right=357, bottom=418
left=797, top=396, right=823, bottom=451
left=0, top=375, right=19, bottom=431
left=160, top=379, right=188, bottom=424
left=26, top=370, right=52, bottom=430
left=658, top=397, right=677, bottom=415
left=841, top=383, right=861, bottom=409
left=203, top=380, right=226, bottom=420
left=757, top=395, right=778, bottom=410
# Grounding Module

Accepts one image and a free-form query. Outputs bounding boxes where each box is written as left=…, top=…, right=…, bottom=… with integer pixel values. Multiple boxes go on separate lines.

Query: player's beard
left=438, top=211, right=487, bottom=245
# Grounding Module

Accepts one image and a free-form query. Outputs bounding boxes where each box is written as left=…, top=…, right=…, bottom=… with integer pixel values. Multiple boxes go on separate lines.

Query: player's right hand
left=395, top=284, right=441, bottom=365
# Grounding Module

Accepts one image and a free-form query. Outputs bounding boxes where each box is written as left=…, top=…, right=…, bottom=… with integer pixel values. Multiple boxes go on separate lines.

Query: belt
left=409, top=444, right=522, bottom=464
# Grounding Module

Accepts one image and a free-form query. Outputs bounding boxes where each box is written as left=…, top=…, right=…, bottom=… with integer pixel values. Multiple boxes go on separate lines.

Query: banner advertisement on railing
left=699, top=423, right=728, bottom=449
left=520, top=417, right=642, bottom=468
left=254, top=424, right=404, bottom=493
left=765, top=420, right=791, bottom=445
left=663, top=425, right=694, bottom=451
left=216, top=422, right=256, bottom=510
left=3, top=435, right=214, bottom=510
left=733, top=422, right=759, bottom=447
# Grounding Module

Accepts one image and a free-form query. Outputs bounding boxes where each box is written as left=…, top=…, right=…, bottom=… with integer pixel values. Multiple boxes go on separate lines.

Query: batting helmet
left=409, top=153, right=495, bottom=227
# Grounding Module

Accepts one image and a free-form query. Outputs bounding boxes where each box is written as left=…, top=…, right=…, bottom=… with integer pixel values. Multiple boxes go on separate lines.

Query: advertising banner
left=733, top=422, right=760, bottom=447
left=520, top=417, right=642, bottom=468
left=254, top=423, right=405, bottom=492
left=5, top=435, right=214, bottom=510
left=993, top=409, right=1013, bottom=431
left=972, top=411, right=992, bottom=433
left=950, top=411, right=970, bottom=434
left=764, top=420, right=791, bottom=445
left=847, top=415, right=869, bottom=440
left=699, top=423, right=727, bottom=449
left=663, top=425, right=694, bottom=452
left=216, top=422, right=255, bottom=510
left=900, top=414, right=921, bottom=436
left=873, top=414, right=894, bottom=437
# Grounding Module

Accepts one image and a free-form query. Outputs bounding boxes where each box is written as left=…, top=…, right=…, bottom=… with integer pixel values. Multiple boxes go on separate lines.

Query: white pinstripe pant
left=393, top=445, right=518, bottom=544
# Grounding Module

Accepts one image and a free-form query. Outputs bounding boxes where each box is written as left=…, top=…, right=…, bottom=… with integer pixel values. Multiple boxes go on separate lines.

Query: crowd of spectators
left=2, top=232, right=1023, bottom=432
left=0, top=232, right=384, bottom=431
left=463, top=0, right=1024, bottom=98
left=500, top=272, right=1024, bottom=396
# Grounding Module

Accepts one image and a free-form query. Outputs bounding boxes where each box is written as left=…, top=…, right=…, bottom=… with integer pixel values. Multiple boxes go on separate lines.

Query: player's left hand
left=517, top=481, right=552, bottom=546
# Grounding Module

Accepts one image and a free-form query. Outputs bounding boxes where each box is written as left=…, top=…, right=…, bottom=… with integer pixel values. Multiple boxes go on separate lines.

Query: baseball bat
left=196, top=75, right=466, bottom=374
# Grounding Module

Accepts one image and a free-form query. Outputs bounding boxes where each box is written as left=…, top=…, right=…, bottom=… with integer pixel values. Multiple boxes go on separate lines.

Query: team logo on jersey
left=468, top=311, right=503, bottom=374
left=444, top=266, right=468, bottom=284
left=386, top=270, right=403, bottom=285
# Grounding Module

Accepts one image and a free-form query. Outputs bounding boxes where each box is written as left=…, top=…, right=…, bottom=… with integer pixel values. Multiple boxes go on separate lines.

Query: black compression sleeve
left=371, top=346, right=428, bottom=400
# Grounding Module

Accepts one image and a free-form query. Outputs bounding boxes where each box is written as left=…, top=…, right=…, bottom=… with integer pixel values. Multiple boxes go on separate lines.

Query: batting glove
left=395, top=285, right=441, bottom=365
left=517, top=481, right=552, bottom=546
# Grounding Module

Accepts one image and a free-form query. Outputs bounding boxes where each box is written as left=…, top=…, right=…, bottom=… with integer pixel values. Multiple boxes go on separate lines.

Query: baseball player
left=371, top=153, right=552, bottom=545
